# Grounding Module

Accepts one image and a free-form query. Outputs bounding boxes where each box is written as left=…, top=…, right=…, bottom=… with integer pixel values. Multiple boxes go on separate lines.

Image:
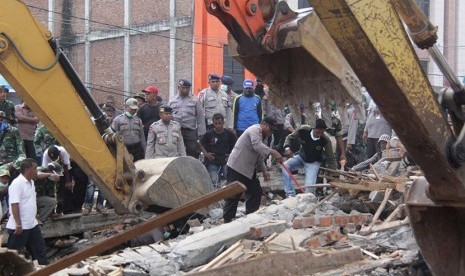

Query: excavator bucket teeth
left=132, top=157, right=216, bottom=216
left=227, top=7, right=365, bottom=123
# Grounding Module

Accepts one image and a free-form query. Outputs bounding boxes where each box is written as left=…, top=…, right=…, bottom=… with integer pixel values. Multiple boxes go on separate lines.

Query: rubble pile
left=51, top=180, right=427, bottom=275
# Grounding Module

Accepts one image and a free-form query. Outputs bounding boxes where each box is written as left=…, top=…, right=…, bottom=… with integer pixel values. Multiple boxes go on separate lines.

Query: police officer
left=168, top=79, right=206, bottom=158
left=221, top=75, right=237, bottom=129
left=145, top=105, right=186, bottom=159
left=112, top=98, right=146, bottom=161
left=0, top=111, right=24, bottom=166
left=198, top=74, right=232, bottom=130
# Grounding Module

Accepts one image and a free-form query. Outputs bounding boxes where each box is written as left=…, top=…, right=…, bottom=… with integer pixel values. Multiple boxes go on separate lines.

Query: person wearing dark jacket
left=282, top=119, right=337, bottom=197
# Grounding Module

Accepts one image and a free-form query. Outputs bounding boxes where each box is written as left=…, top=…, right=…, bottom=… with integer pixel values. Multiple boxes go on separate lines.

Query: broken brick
left=305, top=228, right=345, bottom=248
left=317, top=216, right=333, bottom=227
left=249, top=220, right=287, bottom=239
left=292, top=217, right=316, bottom=229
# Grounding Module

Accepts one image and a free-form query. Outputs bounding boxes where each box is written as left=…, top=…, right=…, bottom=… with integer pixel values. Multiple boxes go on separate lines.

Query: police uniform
left=168, top=79, right=206, bottom=158
left=198, top=74, right=232, bottom=130
left=145, top=105, right=186, bottom=158
left=221, top=75, right=238, bottom=121
left=111, top=112, right=146, bottom=162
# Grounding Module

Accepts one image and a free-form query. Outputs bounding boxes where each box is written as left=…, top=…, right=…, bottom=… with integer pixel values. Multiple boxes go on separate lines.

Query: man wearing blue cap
left=198, top=74, right=232, bottom=131
left=232, top=79, right=263, bottom=137
left=168, top=79, right=206, bottom=158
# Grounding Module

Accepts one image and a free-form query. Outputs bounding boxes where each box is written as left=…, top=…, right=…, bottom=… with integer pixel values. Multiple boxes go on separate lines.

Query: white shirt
left=6, top=174, right=38, bottom=230
left=42, top=145, right=71, bottom=170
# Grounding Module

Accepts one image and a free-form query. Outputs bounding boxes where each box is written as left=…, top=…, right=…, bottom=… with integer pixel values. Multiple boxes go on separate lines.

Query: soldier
left=325, top=112, right=347, bottom=166
left=145, top=105, right=186, bottom=158
left=198, top=74, right=232, bottom=130
left=0, top=111, right=24, bottom=166
left=0, top=85, right=17, bottom=125
left=0, top=167, right=10, bottom=216
left=221, top=75, right=237, bottom=129
left=35, top=162, right=62, bottom=222
left=111, top=98, right=146, bottom=161
left=133, top=92, right=146, bottom=107
left=168, top=79, right=206, bottom=158
left=34, top=124, right=58, bottom=155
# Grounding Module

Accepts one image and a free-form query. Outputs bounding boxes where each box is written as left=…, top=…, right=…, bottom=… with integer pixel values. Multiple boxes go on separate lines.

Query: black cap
left=99, top=103, right=115, bottom=112
left=160, top=104, right=173, bottom=113
left=263, top=116, right=278, bottom=130
left=208, top=73, right=220, bottom=81
left=315, top=118, right=327, bottom=130
left=221, top=75, right=234, bottom=85
left=178, top=79, right=192, bottom=87
left=157, top=95, right=162, bottom=102
left=47, top=146, right=61, bottom=162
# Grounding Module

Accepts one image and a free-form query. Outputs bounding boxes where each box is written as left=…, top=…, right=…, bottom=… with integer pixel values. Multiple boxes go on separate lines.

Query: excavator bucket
left=132, top=157, right=216, bottom=216
left=205, top=0, right=366, bottom=125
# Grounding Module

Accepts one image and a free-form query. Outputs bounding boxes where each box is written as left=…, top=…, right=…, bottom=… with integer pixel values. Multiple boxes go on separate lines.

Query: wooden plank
left=370, top=218, right=409, bottom=233
left=199, top=240, right=243, bottom=271
left=29, top=182, right=246, bottom=276
left=189, top=247, right=364, bottom=276
left=383, top=204, right=405, bottom=224
left=330, top=181, right=396, bottom=191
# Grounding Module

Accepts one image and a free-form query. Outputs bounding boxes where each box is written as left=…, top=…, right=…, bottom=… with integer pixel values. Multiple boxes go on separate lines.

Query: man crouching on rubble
left=223, top=117, right=282, bottom=223
left=282, top=119, right=337, bottom=197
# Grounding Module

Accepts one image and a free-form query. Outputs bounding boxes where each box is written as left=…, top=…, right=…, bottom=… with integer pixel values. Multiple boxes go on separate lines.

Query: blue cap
left=243, top=79, right=254, bottom=89
left=221, top=75, right=234, bottom=85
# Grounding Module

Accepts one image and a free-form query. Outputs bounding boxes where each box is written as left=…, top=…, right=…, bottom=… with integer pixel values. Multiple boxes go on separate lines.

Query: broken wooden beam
left=188, top=247, right=364, bottom=276
left=29, top=182, right=246, bottom=276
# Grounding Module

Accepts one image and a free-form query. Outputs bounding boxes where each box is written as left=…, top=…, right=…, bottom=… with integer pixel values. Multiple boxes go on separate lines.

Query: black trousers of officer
left=181, top=128, right=200, bottom=158
left=126, top=142, right=145, bottom=161
left=223, top=167, right=262, bottom=223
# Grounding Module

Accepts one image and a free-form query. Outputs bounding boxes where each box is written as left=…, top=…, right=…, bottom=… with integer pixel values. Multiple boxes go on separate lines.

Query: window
left=298, top=0, right=311, bottom=9
left=223, top=45, right=245, bottom=92
left=414, top=0, right=430, bottom=17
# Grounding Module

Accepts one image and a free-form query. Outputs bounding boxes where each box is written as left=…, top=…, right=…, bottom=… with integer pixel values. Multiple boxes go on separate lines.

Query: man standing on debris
left=198, top=74, right=232, bottom=130
left=42, top=145, right=73, bottom=214
left=351, top=134, right=390, bottom=172
left=223, top=116, right=282, bottom=223
left=14, top=102, right=39, bottom=161
left=145, top=105, right=186, bottom=158
left=169, top=79, right=206, bottom=158
left=137, top=86, right=161, bottom=139
left=199, top=113, right=237, bottom=188
left=233, top=79, right=263, bottom=137
left=35, top=161, right=62, bottom=222
left=6, top=158, right=48, bottom=265
left=282, top=119, right=337, bottom=197
left=112, top=98, right=146, bottom=162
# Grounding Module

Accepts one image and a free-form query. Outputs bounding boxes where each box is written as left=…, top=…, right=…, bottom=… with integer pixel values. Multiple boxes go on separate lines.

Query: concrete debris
left=38, top=166, right=427, bottom=276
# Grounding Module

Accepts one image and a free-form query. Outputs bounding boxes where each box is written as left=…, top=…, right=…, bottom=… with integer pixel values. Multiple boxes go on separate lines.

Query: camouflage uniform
left=0, top=124, right=24, bottom=166
left=35, top=166, right=58, bottom=222
left=0, top=99, right=17, bottom=125
left=34, top=125, right=58, bottom=153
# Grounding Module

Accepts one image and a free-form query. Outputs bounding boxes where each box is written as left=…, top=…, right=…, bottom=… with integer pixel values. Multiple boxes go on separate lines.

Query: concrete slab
left=267, top=228, right=317, bottom=251
left=168, top=214, right=268, bottom=269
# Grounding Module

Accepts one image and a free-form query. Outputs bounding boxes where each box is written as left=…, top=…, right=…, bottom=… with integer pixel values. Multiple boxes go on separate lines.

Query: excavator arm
left=206, top=0, right=465, bottom=274
left=0, top=0, right=214, bottom=215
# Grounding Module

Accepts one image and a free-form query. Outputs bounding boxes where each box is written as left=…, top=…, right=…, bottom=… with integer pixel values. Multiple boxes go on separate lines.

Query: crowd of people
left=0, top=74, right=401, bottom=265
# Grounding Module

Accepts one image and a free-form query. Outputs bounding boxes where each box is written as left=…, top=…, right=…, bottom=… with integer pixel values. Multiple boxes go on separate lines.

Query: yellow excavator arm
left=0, top=0, right=213, bottom=215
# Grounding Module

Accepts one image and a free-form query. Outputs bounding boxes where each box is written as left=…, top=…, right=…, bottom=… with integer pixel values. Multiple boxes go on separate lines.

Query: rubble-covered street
left=33, top=163, right=430, bottom=276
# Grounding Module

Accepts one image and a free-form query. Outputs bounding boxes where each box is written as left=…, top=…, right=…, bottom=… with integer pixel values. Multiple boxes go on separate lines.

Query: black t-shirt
left=200, top=129, right=237, bottom=165
left=137, top=103, right=160, bottom=138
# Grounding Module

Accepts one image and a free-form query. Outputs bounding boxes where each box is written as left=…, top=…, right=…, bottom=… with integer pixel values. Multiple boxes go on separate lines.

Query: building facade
left=19, top=0, right=463, bottom=110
